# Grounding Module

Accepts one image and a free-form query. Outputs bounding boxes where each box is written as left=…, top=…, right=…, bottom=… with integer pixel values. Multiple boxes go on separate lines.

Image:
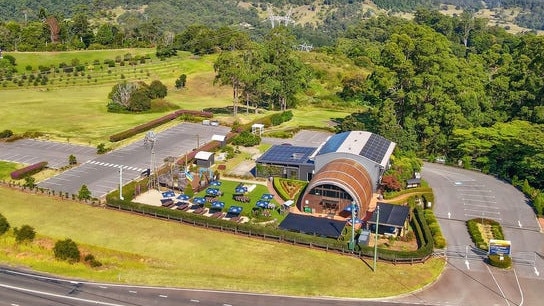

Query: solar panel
left=279, top=214, right=346, bottom=239
left=257, top=145, right=317, bottom=165
left=359, top=133, right=391, bottom=164
left=318, top=132, right=349, bottom=155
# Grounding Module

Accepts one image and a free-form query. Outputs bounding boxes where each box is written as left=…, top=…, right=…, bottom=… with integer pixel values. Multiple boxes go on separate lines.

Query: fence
left=106, top=203, right=433, bottom=264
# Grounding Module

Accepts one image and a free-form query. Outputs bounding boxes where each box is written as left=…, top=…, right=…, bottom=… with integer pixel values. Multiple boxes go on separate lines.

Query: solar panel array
left=279, top=213, right=346, bottom=239
left=317, top=132, right=349, bottom=155
left=359, top=133, right=391, bottom=164
left=257, top=145, right=317, bottom=165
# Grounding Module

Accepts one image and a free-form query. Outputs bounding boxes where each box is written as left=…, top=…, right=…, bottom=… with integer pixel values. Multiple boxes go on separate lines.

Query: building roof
left=279, top=213, right=346, bottom=239
left=304, top=158, right=373, bottom=213
left=256, top=145, right=317, bottom=166
left=367, top=203, right=410, bottom=228
left=317, top=131, right=396, bottom=168
left=195, top=151, right=213, bottom=160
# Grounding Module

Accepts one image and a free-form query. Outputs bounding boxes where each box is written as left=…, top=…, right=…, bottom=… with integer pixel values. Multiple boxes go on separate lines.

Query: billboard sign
left=488, top=239, right=511, bottom=256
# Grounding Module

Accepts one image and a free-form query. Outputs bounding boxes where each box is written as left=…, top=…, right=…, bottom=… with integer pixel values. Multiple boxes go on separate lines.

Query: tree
left=78, top=185, right=92, bottom=200
left=175, top=74, right=187, bottom=89
left=148, top=80, right=167, bottom=99
left=68, top=154, right=77, bottom=165
left=108, top=81, right=138, bottom=109
left=53, top=238, right=80, bottom=263
left=23, top=176, right=36, bottom=189
left=128, top=88, right=151, bottom=112
left=0, top=213, right=10, bottom=235
left=13, top=225, right=36, bottom=243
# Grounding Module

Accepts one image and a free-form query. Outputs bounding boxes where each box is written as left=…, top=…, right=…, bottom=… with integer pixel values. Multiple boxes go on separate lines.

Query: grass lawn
left=0, top=186, right=444, bottom=297
left=0, top=161, right=19, bottom=180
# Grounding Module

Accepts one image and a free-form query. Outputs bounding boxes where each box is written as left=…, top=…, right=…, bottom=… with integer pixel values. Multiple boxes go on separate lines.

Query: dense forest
left=0, top=2, right=543, bottom=210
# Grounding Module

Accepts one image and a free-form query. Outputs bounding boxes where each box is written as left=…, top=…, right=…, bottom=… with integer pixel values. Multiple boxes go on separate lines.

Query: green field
left=0, top=186, right=444, bottom=297
left=0, top=49, right=361, bottom=144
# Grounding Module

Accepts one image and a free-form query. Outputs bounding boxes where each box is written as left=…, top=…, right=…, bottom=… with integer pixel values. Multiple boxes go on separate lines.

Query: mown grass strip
left=0, top=186, right=444, bottom=297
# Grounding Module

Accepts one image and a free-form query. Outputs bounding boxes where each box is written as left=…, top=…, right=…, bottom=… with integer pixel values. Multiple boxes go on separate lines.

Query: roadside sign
left=488, top=239, right=511, bottom=256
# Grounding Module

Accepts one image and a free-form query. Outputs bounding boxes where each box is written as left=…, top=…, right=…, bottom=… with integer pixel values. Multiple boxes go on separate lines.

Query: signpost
left=488, top=239, right=511, bottom=258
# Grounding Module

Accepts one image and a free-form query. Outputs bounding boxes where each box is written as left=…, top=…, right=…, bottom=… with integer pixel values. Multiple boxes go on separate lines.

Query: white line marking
left=486, top=265, right=510, bottom=306
left=464, top=213, right=502, bottom=221
left=514, top=269, right=524, bottom=306
left=465, top=260, right=470, bottom=270
left=518, top=220, right=523, bottom=228
left=159, top=294, right=168, bottom=298
left=463, top=208, right=501, bottom=215
left=128, top=290, right=137, bottom=294
left=463, top=203, right=501, bottom=209
left=462, top=198, right=497, bottom=203
left=460, top=194, right=496, bottom=198
left=0, top=283, right=124, bottom=306
left=98, top=286, right=108, bottom=289
left=190, top=299, right=200, bottom=303
left=535, top=267, right=540, bottom=277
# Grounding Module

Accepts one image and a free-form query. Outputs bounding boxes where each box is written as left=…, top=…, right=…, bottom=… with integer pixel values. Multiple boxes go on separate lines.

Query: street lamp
left=373, top=204, right=380, bottom=272
left=348, top=201, right=358, bottom=251
left=119, top=166, right=124, bottom=200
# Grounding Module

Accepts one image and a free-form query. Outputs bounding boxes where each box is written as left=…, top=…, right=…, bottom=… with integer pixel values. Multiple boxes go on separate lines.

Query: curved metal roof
left=304, top=158, right=373, bottom=212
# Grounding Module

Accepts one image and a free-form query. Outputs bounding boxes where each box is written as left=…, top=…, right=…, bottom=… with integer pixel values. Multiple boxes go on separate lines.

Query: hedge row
left=466, top=218, right=504, bottom=250
left=384, top=186, right=433, bottom=200
left=233, top=110, right=293, bottom=133
left=273, top=177, right=291, bottom=201
left=109, top=110, right=214, bottom=142
left=10, top=161, right=48, bottom=180
left=488, top=254, right=512, bottom=269
left=423, top=209, right=446, bottom=249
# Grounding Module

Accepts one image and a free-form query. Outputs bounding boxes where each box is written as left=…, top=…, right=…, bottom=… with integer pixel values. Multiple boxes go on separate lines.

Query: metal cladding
left=302, top=158, right=373, bottom=213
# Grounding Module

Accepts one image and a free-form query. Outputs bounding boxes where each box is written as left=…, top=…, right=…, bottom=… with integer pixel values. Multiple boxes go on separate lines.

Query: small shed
left=406, top=178, right=421, bottom=189
left=251, top=123, right=264, bottom=136
left=366, top=202, right=410, bottom=237
left=212, top=134, right=227, bottom=147
left=195, top=151, right=214, bottom=168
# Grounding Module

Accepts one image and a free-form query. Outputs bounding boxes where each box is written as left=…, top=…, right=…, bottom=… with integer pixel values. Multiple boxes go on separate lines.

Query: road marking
left=535, top=267, right=540, bottom=276
left=0, top=283, right=125, bottom=306
left=11, top=303, right=20, bottom=306
left=448, top=212, right=451, bottom=219
left=465, top=260, right=470, bottom=270
left=460, top=194, right=495, bottom=198
left=159, top=295, right=168, bottom=298
left=514, top=269, right=524, bottom=306
left=465, top=213, right=502, bottom=221
left=190, top=299, right=200, bottom=303
left=462, top=198, right=497, bottom=203
left=128, top=290, right=137, bottom=294
left=464, top=208, right=501, bottom=215
left=486, top=265, right=510, bottom=306
left=98, top=286, right=108, bottom=289
left=463, top=203, right=500, bottom=209
left=518, top=220, right=523, bottom=228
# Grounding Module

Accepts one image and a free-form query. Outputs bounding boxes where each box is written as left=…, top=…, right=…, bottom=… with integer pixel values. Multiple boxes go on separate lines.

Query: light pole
left=119, top=166, right=124, bottom=200
left=373, top=204, right=380, bottom=272
left=349, top=202, right=357, bottom=251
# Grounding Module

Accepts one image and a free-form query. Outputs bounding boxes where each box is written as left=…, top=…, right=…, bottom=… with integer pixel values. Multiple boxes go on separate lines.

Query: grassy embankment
left=1, top=49, right=356, bottom=144
left=0, top=187, right=444, bottom=298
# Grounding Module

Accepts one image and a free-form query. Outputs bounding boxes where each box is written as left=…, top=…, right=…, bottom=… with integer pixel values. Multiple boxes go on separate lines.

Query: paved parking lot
left=37, top=123, right=230, bottom=198
left=0, top=139, right=98, bottom=169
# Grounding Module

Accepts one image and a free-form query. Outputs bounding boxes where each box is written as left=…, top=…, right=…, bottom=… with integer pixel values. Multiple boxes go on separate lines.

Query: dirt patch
left=538, top=217, right=544, bottom=233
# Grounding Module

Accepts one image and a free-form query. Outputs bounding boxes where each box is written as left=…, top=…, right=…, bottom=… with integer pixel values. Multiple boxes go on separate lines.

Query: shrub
left=78, top=184, right=92, bottom=200
left=84, top=253, right=102, bottom=267
left=97, top=143, right=109, bottom=154
left=0, top=213, right=10, bottom=235
left=488, top=254, right=512, bottom=269
left=0, top=129, right=13, bottom=138
left=14, top=225, right=36, bottom=243
left=10, top=161, right=48, bottom=180
left=53, top=238, right=80, bottom=263
left=231, top=131, right=261, bottom=147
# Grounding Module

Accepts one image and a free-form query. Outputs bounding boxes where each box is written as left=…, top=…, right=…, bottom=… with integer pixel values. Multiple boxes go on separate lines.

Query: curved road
left=393, top=162, right=544, bottom=306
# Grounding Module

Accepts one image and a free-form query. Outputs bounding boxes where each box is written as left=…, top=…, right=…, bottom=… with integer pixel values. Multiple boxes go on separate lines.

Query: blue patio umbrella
left=261, top=193, right=274, bottom=201
left=206, top=188, right=220, bottom=196
left=256, top=200, right=269, bottom=209
left=209, top=180, right=222, bottom=186
left=176, top=194, right=191, bottom=201
left=235, top=186, right=248, bottom=194
left=193, top=197, right=206, bottom=205
left=228, top=206, right=243, bottom=214
left=211, top=201, right=225, bottom=209
left=343, top=204, right=359, bottom=212
left=162, top=190, right=175, bottom=198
